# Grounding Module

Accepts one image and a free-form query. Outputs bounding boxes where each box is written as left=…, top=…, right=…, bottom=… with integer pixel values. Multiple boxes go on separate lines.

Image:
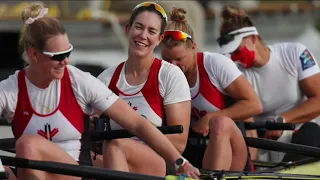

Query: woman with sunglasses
left=95, top=1, right=198, bottom=178
left=160, top=8, right=263, bottom=171
left=0, top=2, right=200, bottom=179
left=217, top=5, right=320, bottom=163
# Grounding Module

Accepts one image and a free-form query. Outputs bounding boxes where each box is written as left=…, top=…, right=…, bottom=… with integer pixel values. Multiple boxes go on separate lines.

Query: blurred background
left=0, top=0, right=319, bottom=79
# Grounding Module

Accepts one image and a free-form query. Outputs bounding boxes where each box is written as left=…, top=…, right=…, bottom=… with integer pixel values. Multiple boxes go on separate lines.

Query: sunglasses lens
left=164, top=31, right=188, bottom=41
left=154, top=5, right=166, bottom=19
left=134, top=2, right=167, bottom=22
left=51, top=51, right=71, bottom=61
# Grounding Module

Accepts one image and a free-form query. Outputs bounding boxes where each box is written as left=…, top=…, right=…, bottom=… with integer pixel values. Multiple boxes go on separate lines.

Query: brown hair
left=162, top=7, right=193, bottom=48
left=129, top=3, right=167, bottom=35
left=20, top=1, right=66, bottom=52
left=220, top=5, right=254, bottom=35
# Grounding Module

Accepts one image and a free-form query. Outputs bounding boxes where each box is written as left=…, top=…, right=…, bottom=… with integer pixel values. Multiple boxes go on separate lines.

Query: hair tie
left=25, top=8, right=48, bottom=25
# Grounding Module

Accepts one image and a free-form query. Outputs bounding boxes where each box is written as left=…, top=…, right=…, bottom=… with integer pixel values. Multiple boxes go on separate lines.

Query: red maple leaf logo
left=37, top=128, right=59, bottom=140
left=133, top=106, right=138, bottom=111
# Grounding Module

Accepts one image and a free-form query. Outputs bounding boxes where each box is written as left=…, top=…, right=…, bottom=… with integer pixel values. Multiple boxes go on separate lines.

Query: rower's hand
left=264, top=116, right=285, bottom=140
left=264, top=130, right=283, bottom=140
left=89, top=116, right=99, bottom=132
left=178, top=161, right=200, bottom=179
left=192, top=114, right=210, bottom=136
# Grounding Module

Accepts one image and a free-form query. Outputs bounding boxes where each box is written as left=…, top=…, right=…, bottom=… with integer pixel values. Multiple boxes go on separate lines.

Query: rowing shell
left=277, top=160, right=320, bottom=175
left=164, top=161, right=320, bottom=180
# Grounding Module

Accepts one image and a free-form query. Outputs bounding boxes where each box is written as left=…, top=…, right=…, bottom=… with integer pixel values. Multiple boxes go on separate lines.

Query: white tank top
left=108, top=59, right=164, bottom=129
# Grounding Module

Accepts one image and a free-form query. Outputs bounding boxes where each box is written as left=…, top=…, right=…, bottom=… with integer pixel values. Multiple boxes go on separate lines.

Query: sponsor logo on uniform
left=300, top=49, right=315, bottom=71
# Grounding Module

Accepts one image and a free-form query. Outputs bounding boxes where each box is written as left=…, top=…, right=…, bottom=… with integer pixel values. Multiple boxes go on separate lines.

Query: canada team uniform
left=186, top=52, right=252, bottom=171
left=237, top=43, right=320, bottom=162
left=97, top=59, right=191, bottom=132
left=0, top=65, right=118, bottom=164
left=190, top=52, right=241, bottom=120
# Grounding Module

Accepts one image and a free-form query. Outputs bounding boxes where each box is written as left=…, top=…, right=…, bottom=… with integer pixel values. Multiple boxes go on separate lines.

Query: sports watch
left=174, top=157, right=188, bottom=171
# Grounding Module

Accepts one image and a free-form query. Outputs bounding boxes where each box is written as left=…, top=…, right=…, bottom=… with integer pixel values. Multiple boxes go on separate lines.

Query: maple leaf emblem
left=133, top=106, right=138, bottom=111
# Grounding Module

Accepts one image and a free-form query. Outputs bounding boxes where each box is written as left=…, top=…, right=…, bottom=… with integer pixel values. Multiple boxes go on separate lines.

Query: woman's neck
left=253, top=42, right=271, bottom=68
left=26, top=65, right=52, bottom=89
left=125, top=52, right=155, bottom=86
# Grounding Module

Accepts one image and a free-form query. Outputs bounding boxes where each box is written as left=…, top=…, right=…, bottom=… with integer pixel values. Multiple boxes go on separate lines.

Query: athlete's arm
left=204, top=54, right=263, bottom=121
left=164, top=102, right=191, bottom=154
left=214, top=75, right=262, bottom=121
left=161, top=65, right=191, bottom=154
left=102, top=98, right=184, bottom=165
left=280, top=45, right=320, bottom=123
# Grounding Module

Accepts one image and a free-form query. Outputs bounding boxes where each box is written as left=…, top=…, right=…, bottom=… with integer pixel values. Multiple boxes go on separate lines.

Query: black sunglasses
left=42, top=44, right=73, bottom=61
left=217, top=30, right=255, bottom=46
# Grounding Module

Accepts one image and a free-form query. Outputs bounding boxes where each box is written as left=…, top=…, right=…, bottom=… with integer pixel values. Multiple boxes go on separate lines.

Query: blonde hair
left=20, top=1, right=66, bottom=53
left=162, top=7, right=193, bottom=48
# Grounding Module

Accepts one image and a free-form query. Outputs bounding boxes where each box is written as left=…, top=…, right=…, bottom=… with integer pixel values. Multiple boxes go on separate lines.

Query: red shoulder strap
left=197, top=52, right=226, bottom=109
left=108, top=62, right=125, bottom=96
left=141, top=58, right=164, bottom=122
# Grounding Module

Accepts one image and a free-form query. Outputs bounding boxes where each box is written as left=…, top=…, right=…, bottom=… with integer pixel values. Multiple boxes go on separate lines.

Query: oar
left=0, top=155, right=163, bottom=180
left=0, top=125, right=184, bottom=150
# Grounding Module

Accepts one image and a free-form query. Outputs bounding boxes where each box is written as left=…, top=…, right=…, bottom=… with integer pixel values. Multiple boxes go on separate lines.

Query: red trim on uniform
left=60, top=67, right=86, bottom=133
left=196, top=52, right=226, bottom=109
left=109, top=59, right=164, bottom=120
left=141, top=59, right=164, bottom=121
left=108, top=62, right=124, bottom=96
left=250, top=160, right=255, bottom=172
left=12, top=67, right=86, bottom=138
left=12, top=69, right=33, bottom=138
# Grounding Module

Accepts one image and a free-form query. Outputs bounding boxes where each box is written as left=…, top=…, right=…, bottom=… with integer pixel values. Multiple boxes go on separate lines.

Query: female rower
left=217, top=5, right=320, bottom=162
left=0, top=2, right=200, bottom=179
left=160, top=7, right=263, bottom=171
left=96, top=1, right=194, bottom=177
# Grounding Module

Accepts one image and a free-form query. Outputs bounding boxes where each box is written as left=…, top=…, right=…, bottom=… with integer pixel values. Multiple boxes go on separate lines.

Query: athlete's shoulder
left=201, top=51, right=236, bottom=69
left=202, top=51, right=233, bottom=62
left=203, top=51, right=226, bottom=58
left=159, top=59, right=183, bottom=75
left=66, top=65, right=103, bottom=86
left=160, top=59, right=177, bottom=69
left=0, top=70, right=19, bottom=96
left=269, top=42, right=307, bottom=55
left=97, top=65, right=118, bottom=86
left=0, top=70, right=19, bottom=88
left=66, top=65, right=91, bottom=76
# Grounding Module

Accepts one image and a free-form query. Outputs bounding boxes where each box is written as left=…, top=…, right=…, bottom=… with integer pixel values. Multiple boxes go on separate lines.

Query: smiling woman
left=95, top=1, right=199, bottom=178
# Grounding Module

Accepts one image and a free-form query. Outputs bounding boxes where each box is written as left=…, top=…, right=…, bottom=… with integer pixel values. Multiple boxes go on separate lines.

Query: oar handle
left=91, top=125, right=184, bottom=141
left=245, top=121, right=295, bottom=130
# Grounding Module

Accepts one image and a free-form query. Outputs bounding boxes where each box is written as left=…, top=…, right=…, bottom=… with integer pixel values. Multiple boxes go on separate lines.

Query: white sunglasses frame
left=42, top=44, right=73, bottom=57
